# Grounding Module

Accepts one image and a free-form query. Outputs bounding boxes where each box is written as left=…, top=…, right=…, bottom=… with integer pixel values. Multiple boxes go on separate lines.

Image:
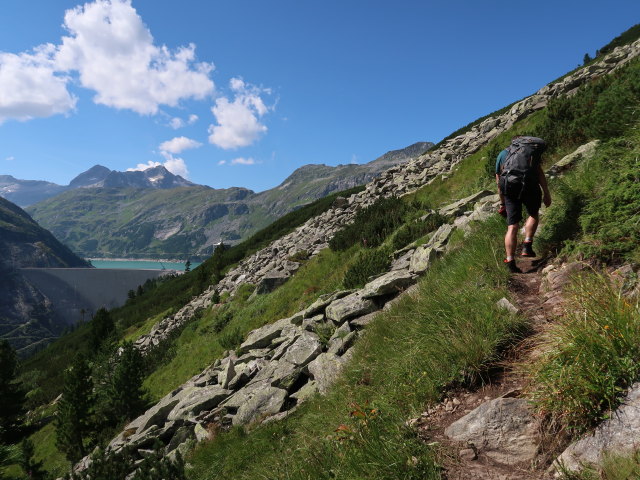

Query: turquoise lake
left=89, top=260, right=201, bottom=270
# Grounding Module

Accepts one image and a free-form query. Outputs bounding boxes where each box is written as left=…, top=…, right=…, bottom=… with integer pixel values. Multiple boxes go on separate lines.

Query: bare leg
left=524, top=214, right=539, bottom=241
left=505, top=224, right=519, bottom=260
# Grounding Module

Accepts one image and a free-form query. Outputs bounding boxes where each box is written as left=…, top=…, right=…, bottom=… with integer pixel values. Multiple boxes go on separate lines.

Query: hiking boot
left=521, top=241, right=536, bottom=257
left=504, top=259, right=522, bottom=274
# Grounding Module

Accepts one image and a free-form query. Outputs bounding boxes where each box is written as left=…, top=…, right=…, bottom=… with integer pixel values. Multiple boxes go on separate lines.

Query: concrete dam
left=20, top=267, right=175, bottom=324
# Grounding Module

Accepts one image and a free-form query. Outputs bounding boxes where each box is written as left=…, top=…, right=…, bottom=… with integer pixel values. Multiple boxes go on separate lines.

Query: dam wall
left=20, top=268, right=174, bottom=324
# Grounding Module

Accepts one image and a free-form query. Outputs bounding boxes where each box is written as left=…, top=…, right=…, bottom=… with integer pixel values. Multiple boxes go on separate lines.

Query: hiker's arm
left=495, top=174, right=505, bottom=204
left=538, top=164, right=551, bottom=207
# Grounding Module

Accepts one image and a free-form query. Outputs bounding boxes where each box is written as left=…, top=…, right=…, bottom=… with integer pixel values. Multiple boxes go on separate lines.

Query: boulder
left=360, top=269, right=415, bottom=298
left=255, top=270, right=290, bottom=294
left=218, top=359, right=236, bottom=389
left=280, top=331, right=322, bottom=367
left=308, top=353, right=348, bottom=394
left=547, top=140, right=600, bottom=176
left=409, top=246, right=436, bottom=274
left=444, top=397, right=539, bottom=466
left=238, top=317, right=292, bottom=353
left=325, top=293, right=377, bottom=325
left=438, top=190, right=494, bottom=217
left=167, top=385, right=232, bottom=421
left=232, top=386, right=288, bottom=426
left=290, top=380, right=319, bottom=403
left=555, top=383, right=640, bottom=473
left=426, top=223, right=455, bottom=252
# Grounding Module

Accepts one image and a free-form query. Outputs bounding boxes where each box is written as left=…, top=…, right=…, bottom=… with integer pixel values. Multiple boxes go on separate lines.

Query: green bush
left=528, top=273, right=640, bottom=435
left=218, top=328, right=243, bottom=350
left=330, top=197, right=408, bottom=251
left=342, top=247, right=392, bottom=289
left=390, top=212, right=445, bottom=251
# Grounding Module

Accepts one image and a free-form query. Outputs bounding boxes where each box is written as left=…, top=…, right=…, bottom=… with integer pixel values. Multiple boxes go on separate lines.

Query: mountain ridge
left=26, top=141, right=433, bottom=260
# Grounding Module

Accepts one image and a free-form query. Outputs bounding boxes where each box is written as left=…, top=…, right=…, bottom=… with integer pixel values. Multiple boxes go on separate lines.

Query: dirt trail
left=412, top=256, right=561, bottom=480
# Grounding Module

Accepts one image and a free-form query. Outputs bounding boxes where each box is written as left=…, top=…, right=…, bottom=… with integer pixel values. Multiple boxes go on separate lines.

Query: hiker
left=496, top=136, right=551, bottom=273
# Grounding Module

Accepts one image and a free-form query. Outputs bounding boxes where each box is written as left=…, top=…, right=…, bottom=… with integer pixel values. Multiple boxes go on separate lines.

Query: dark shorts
left=504, top=187, right=542, bottom=225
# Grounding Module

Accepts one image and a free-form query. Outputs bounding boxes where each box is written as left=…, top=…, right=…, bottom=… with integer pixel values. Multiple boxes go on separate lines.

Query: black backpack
left=499, top=136, right=546, bottom=199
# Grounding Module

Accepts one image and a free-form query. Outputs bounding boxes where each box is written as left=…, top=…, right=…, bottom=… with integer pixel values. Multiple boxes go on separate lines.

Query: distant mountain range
left=0, top=164, right=194, bottom=207
left=20, top=142, right=433, bottom=260
left=0, top=196, right=89, bottom=356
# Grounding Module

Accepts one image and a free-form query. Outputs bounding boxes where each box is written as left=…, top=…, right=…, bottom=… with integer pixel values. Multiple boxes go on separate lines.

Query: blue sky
left=0, top=1, right=639, bottom=192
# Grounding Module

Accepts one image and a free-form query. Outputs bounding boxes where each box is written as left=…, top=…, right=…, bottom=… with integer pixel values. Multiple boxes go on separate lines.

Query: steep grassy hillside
left=17, top=28, right=640, bottom=480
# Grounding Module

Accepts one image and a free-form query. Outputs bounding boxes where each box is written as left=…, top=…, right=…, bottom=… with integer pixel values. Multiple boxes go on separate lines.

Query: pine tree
left=20, top=438, right=48, bottom=480
left=0, top=340, right=26, bottom=443
left=184, top=260, right=191, bottom=273
left=55, top=354, right=93, bottom=463
left=105, top=342, right=147, bottom=422
left=89, top=308, right=115, bottom=353
left=583, top=52, right=593, bottom=65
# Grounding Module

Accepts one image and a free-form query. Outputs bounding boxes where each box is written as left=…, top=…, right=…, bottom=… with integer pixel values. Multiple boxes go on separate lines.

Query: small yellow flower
left=604, top=325, right=610, bottom=330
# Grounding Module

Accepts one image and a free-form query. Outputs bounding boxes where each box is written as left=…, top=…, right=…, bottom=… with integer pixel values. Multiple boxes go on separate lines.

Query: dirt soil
left=411, top=256, right=565, bottom=480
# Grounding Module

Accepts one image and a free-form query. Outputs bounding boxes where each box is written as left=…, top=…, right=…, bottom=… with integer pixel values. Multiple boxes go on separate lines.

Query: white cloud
left=208, top=77, right=270, bottom=149
left=0, top=44, right=77, bottom=123
left=55, top=0, right=214, bottom=115
left=231, top=157, right=257, bottom=165
left=168, top=113, right=198, bottom=130
left=127, top=152, right=189, bottom=178
left=169, top=117, right=185, bottom=129
left=159, top=152, right=189, bottom=178
left=217, top=160, right=226, bottom=166
left=5, top=156, right=15, bottom=161
left=159, top=136, right=202, bottom=154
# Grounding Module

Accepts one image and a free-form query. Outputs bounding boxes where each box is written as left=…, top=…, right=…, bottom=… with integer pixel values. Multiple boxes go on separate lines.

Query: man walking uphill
left=496, top=136, right=551, bottom=273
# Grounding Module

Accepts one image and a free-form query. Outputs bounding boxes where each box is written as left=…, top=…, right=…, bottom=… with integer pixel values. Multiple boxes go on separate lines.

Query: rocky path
left=411, top=255, right=564, bottom=480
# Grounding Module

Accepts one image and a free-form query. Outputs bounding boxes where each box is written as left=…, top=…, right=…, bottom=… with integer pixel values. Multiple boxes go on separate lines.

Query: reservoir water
left=89, top=259, right=202, bottom=270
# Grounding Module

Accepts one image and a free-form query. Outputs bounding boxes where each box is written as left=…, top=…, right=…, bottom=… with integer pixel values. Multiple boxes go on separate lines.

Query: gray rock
left=426, top=223, right=455, bottom=252
left=438, top=190, right=494, bottom=217
left=496, top=298, right=519, bottom=314
left=255, top=270, right=290, bottom=294
left=303, top=290, right=354, bottom=318
left=444, top=397, right=539, bottom=466
left=280, top=331, right=322, bottom=367
left=327, top=330, right=357, bottom=356
left=125, top=390, right=183, bottom=433
left=308, top=353, right=348, bottom=394
left=555, top=383, right=640, bottom=473
left=360, top=269, right=415, bottom=299
left=325, top=292, right=377, bottom=324
left=167, top=385, right=232, bottom=421
left=349, top=311, right=378, bottom=329
left=218, top=359, right=236, bottom=389
left=232, top=386, right=288, bottom=426
left=238, top=317, right=292, bottom=353
left=290, top=380, right=319, bottom=403
left=409, top=246, right=436, bottom=274
left=547, top=140, right=600, bottom=176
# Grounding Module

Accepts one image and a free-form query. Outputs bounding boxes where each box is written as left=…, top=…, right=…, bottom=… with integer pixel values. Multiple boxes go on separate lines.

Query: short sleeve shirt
left=495, top=149, right=508, bottom=175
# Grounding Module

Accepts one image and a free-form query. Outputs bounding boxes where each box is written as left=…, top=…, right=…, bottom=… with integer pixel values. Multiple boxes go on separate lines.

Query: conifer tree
left=20, top=438, right=48, bottom=480
left=55, top=354, right=93, bottom=463
left=89, top=308, right=115, bottom=353
left=0, top=340, right=26, bottom=443
left=105, top=342, right=147, bottom=422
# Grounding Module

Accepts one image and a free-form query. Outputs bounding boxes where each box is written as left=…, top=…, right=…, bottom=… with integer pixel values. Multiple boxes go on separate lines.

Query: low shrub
left=218, top=328, right=244, bottom=350
left=527, top=273, right=640, bottom=435
left=342, top=247, right=391, bottom=289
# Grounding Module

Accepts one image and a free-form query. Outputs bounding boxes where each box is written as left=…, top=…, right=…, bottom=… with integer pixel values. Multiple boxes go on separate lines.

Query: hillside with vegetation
left=25, top=142, right=432, bottom=261
left=3, top=25, right=640, bottom=480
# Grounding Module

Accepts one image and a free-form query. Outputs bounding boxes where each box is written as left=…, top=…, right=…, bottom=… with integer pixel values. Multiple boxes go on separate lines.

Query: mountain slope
left=0, top=197, right=89, bottom=355
left=27, top=142, right=433, bottom=259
